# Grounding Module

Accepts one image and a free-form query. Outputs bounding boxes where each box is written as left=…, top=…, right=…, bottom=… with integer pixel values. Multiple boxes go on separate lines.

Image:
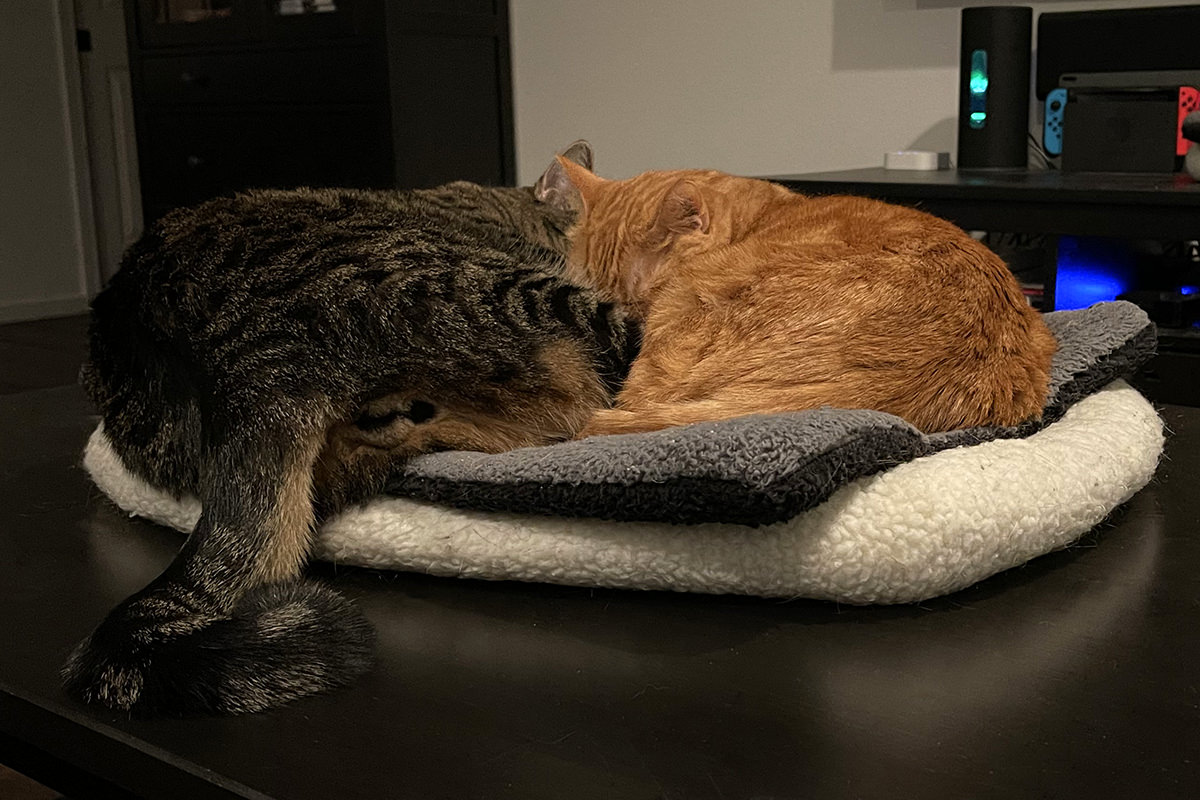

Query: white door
left=0, top=0, right=100, bottom=322
left=74, top=0, right=143, bottom=283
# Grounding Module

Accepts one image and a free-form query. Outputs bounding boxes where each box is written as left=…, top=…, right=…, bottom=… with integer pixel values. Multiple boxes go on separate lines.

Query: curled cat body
left=66, top=142, right=639, bottom=714
left=536, top=155, right=1057, bottom=437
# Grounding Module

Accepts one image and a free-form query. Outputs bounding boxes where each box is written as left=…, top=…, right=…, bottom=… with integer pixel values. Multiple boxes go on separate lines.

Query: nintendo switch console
left=1044, top=84, right=1197, bottom=172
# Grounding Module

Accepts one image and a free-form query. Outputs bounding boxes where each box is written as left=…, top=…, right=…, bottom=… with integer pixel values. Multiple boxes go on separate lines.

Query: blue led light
left=1054, top=236, right=1135, bottom=311
left=1181, top=285, right=1198, bottom=296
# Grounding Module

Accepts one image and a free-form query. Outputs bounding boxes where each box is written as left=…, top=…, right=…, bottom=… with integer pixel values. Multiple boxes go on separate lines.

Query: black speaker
left=957, top=6, right=1032, bottom=169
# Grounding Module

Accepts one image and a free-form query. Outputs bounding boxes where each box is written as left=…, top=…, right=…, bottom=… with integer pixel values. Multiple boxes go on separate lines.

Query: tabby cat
left=536, top=154, right=1057, bottom=436
left=65, top=142, right=639, bottom=714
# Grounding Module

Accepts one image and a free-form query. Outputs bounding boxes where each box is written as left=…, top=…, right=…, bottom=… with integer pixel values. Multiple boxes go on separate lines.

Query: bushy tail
left=63, top=417, right=375, bottom=715
left=64, top=581, right=373, bottom=715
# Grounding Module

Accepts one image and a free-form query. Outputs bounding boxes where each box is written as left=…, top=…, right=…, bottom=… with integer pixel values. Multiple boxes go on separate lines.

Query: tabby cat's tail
left=63, top=419, right=375, bottom=715
left=63, top=580, right=374, bottom=714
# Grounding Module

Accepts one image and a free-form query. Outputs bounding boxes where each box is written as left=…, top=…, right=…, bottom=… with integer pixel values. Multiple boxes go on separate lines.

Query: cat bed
left=84, top=301, right=1164, bottom=604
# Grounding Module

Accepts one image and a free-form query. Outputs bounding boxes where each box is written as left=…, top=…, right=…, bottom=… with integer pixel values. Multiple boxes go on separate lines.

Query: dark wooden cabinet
left=125, top=0, right=515, bottom=225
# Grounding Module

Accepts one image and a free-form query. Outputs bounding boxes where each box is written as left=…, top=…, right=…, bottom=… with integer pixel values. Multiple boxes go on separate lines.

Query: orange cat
left=536, top=157, right=1058, bottom=436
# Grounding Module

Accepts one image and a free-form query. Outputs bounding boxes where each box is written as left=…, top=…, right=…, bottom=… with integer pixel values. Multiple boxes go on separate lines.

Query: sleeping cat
left=534, top=154, right=1057, bottom=436
left=65, top=142, right=639, bottom=714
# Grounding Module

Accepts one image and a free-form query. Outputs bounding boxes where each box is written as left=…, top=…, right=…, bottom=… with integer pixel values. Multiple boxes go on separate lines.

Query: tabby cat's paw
left=62, top=636, right=147, bottom=710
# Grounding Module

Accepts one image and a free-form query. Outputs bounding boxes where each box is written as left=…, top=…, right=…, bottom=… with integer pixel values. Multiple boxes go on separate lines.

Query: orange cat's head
left=536, top=156, right=728, bottom=315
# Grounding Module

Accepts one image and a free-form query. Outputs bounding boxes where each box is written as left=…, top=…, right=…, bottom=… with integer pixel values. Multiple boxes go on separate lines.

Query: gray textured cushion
left=388, top=301, right=1155, bottom=525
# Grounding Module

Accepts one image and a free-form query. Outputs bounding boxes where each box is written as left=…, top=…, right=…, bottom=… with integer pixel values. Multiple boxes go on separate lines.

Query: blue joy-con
left=1044, top=88, right=1066, bottom=156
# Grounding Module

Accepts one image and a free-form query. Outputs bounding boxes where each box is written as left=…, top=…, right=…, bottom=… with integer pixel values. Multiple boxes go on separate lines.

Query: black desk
left=3, top=385, right=1200, bottom=799
left=770, top=167, right=1200, bottom=241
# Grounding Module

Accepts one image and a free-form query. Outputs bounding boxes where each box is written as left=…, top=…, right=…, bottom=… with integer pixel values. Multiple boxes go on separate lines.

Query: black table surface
left=769, top=167, right=1200, bottom=239
left=2, top=384, right=1199, bottom=799
left=771, top=167, right=1200, bottom=203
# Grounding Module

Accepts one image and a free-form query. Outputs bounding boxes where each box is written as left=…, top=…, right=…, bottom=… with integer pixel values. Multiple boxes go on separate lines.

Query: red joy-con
left=1178, top=87, right=1199, bottom=156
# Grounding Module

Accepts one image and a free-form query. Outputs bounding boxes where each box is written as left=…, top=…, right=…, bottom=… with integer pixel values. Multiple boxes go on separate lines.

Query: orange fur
left=553, top=160, right=1058, bottom=435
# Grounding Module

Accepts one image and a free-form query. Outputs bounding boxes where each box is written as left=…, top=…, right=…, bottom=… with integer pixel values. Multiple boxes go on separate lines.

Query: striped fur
left=66, top=157, right=638, bottom=714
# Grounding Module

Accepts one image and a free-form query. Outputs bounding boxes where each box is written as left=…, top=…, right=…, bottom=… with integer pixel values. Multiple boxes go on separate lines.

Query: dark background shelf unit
left=126, top=0, right=515, bottom=225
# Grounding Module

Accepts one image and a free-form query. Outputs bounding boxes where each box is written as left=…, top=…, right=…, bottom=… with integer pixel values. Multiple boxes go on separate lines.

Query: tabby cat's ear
left=534, top=141, right=594, bottom=213
left=532, top=158, right=578, bottom=214
left=559, top=139, right=594, bottom=171
left=654, top=179, right=710, bottom=236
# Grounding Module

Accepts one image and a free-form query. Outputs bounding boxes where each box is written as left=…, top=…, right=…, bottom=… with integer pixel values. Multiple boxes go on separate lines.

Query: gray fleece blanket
left=386, top=301, right=1156, bottom=526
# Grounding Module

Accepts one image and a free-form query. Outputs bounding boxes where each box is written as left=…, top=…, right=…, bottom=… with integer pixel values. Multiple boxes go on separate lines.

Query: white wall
left=510, top=0, right=1182, bottom=183
left=0, top=1, right=97, bottom=323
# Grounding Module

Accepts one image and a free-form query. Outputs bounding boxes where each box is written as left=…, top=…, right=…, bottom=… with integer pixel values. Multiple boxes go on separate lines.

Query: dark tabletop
left=769, top=167, right=1200, bottom=239
left=770, top=167, right=1200, bottom=203
left=2, top=384, right=1199, bottom=800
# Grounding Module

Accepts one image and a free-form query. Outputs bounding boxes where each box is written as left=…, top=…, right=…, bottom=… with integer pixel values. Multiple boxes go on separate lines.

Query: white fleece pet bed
left=83, top=302, right=1164, bottom=605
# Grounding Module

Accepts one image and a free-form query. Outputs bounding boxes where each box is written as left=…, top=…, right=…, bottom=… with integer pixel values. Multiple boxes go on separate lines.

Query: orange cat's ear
left=557, top=157, right=605, bottom=204
left=533, top=148, right=603, bottom=214
left=654, top=179, right=710, bottom=236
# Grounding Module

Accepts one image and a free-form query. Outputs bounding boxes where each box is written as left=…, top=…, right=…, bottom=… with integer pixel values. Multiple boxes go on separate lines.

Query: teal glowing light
left=968, top=49, right=987, bottom=129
